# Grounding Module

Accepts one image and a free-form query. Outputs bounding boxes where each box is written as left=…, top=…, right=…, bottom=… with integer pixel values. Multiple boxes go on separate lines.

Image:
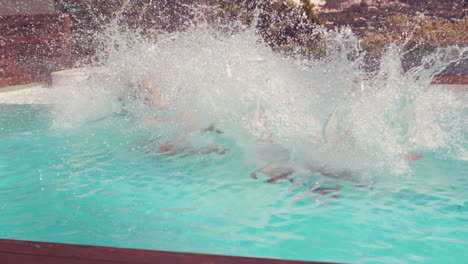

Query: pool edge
left=0, top=239, right=344, bottom=264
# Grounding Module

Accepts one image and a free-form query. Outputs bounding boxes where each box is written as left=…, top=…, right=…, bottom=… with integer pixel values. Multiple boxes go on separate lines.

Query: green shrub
left=361, top=14, right=468, bottom=55
left=207, top=0, right=323, bottom=55
left=54, top=0, right=323, bottom=57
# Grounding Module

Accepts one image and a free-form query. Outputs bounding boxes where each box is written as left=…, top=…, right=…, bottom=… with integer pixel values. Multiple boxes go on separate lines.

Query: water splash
left=52, top=5, right=467, bottom=179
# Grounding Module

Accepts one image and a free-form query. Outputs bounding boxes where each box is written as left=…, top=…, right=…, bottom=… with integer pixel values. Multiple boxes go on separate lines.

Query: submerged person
left=133, top=76, right=228, bottom=156
left=246, top=106, right=365, bottom=204
left=247, top=106, right=295, bottom=183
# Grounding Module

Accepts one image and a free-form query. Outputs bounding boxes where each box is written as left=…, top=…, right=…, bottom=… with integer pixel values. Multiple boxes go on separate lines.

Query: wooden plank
left=0, top=43, right=20, bottom=59
left=18, top=71, right=50, bottom=84
left=0, top=61, right=18, bottom=78
left=432, top=75, right=468, bottom=85
left=0, top=251, right=113, bottom=264
left=0, top=41, right=69, bottom=60
left=0, top=14, right=67, bottom=27
left=1, top=39, right=71, bottom=59
left=16, top=40, right=72, bottom=59
left=0, top=58, right=19, bottom=84
left=0, top=76, right=17, bottom=88
left=0, top=58, right=17, bottom=67
left=0, top=239, right=341, bottom=264
left=0, top=23, right=63, bottom=37
left=18, top=55, right=71, bottom=72
left=16, top=70, right=41, bottom=83
left=0, top=33, right=67, bottom=46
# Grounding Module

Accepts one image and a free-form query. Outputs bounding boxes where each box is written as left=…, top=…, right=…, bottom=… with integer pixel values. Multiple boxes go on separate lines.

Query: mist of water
left=51, top=5, right=467, bottom=179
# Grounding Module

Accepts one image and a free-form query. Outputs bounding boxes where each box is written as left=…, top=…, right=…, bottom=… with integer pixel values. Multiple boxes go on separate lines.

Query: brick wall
left=0, top=13, right=71, bottom=88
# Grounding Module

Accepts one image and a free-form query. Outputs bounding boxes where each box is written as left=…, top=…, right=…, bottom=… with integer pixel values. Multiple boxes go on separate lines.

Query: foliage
left=53, top=0, right=324, bottom=57
left=361, top=14, right=468, bottom=55
left=207, top=0, right=323, bottom=56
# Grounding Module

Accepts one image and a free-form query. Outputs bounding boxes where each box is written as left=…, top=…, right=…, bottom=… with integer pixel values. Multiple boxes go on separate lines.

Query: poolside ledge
left=0, top=239, right=343, bottom=264
left=0, top=67, right=466, bottom=104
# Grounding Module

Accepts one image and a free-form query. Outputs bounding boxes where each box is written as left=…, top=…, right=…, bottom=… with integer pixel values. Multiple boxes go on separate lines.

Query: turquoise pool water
left=0, top=104, right=467, bottom=264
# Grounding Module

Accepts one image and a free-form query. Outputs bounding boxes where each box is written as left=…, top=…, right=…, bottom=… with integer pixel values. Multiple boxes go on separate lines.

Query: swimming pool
left=0, top=102, right=467, bottom=264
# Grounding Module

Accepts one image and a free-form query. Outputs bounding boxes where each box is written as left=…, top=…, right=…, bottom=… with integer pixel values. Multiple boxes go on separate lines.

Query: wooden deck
left=0, top=239, right=342, bottom=264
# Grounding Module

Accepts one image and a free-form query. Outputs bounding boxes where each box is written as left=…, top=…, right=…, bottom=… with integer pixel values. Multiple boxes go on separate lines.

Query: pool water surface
left=0, top=104, right=467, bottom=264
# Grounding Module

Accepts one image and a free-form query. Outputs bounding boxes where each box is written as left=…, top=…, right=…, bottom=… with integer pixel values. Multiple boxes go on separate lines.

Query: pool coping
left=0, top=239, right=343, bottom=264
left=0, top=68, right=466, bottom=105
